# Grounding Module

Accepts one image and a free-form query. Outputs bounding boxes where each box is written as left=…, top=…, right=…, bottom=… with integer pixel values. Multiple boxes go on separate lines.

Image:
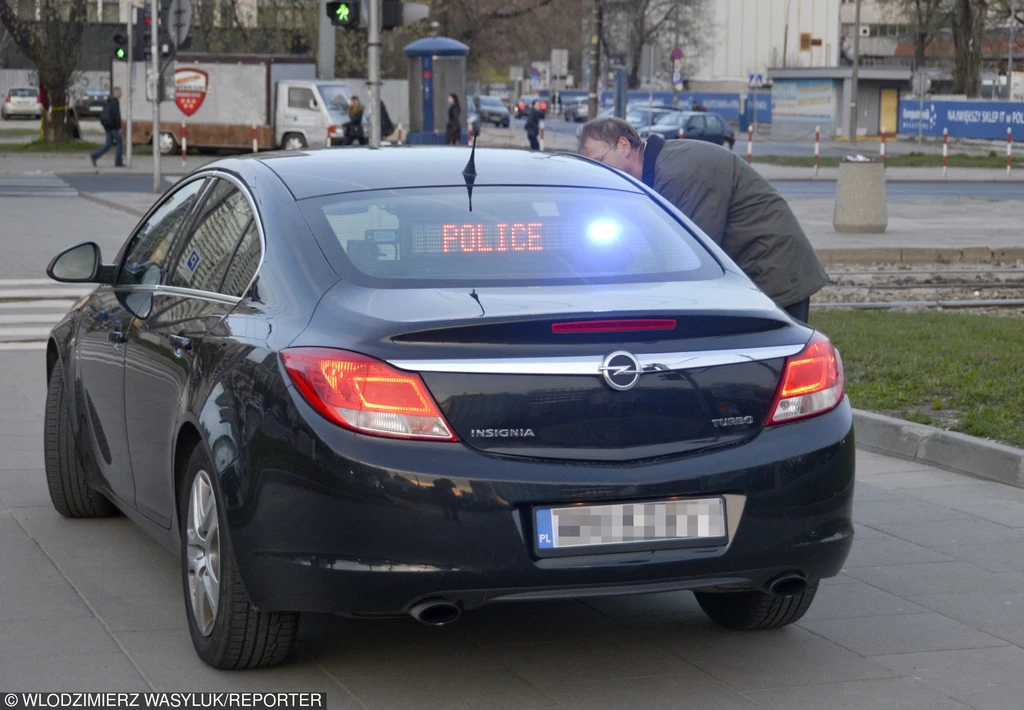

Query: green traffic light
left=335, top=3, right=349, bottom=21
left=116, top=48, right=126, bottom=59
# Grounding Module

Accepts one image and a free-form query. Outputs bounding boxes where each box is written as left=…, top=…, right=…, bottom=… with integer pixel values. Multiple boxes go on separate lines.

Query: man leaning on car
left=578, top=117, right=828, bottom=323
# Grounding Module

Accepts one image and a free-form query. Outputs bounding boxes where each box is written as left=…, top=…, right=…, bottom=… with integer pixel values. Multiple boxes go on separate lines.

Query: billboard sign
left=772, top=79, right=835, bottom=122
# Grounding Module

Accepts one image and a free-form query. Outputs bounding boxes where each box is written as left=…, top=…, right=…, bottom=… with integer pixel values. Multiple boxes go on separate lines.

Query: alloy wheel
left=186, top=469, right=221, bottom=637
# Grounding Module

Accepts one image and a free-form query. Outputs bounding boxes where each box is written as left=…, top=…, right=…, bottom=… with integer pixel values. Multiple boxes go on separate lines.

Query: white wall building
left=686, top=0, right=843, bottom=92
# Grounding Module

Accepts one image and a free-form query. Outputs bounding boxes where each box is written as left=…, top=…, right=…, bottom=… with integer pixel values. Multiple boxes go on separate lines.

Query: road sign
left=671, top=71, right=684, bottom=87
left=671, top=47, right=683, bottom=61
left=550, top=48, right=569, bottom=78
left=749, top=73, right=764, bottom=89
left=164, top=0, right=192, bottom=48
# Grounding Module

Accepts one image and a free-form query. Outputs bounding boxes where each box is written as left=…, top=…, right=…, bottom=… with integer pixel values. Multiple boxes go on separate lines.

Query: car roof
left=248, top=147, right=641, bottom=201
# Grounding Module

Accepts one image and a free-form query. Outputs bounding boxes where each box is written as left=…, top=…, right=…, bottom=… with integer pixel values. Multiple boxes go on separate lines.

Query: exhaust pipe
left=768, top=574, right=808, bottom=597
left=408, top=599, right=462, bottom=626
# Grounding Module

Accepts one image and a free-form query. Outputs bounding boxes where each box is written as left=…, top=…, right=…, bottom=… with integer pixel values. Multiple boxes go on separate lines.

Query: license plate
left=535, top=497, right=726, bottom=552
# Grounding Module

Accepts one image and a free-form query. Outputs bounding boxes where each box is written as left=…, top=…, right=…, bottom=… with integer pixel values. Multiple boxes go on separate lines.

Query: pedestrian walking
left=525, top=100, right=541, bottom=151
left=577, top=117, right=828, bottom=323
left=91, top=87, right=124, bottom=168
left=343, top=96, right=367, bottom=146
left=445, top=93, right=461, bottom=145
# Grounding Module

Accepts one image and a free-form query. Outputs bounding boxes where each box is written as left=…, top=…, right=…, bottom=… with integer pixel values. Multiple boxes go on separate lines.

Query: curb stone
left=818, top=247, right=1024, bottom=265
left=853, top=409, right=1024, bottom=488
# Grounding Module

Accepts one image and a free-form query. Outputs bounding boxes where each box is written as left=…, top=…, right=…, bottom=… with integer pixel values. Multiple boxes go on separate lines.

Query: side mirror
left=47, top=242, right=104, bottom=283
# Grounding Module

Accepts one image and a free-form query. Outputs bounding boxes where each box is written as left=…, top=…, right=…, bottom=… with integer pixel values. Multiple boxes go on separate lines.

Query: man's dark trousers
left=92, top=129, right=124, bottom=166
left=528, top=134, right=540, bottom=150
left=783, top=298, right=810, bottom=324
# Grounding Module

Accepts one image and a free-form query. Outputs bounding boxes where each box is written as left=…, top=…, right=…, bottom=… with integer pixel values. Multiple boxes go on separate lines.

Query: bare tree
left=879, top=0, right=953, bottom=68
left=0, top=0, right=89, bottom=141
left=951, top=0, right=988, bottom=95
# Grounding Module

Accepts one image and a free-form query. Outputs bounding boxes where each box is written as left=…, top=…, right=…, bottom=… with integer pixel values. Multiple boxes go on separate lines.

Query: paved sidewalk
left=2, top=348, right=1024, bottom=708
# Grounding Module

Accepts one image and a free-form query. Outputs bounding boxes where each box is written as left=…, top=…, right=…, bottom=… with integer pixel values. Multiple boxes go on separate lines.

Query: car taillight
left=541, top=102, right=547, bottom=110
left=281, top=348, right=457, bottom=441
left=518, top=102, right=525, bottom=110
left=4, top=96, right=9, bottom=103
left=765, top=332, right=844, bottom=425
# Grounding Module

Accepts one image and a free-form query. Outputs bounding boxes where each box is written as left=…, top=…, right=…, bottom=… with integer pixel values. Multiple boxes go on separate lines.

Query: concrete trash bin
left=833, top=160, right=887, bottom=234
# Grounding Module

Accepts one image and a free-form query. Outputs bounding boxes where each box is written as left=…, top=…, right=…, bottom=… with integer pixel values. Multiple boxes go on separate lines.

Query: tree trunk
left=951, top=0, right=986, bottom=97
left=915, top=30, right=928, bottom=69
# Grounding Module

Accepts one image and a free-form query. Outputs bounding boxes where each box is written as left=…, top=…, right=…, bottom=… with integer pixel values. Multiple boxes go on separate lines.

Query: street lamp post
left=849, top=0, right=861, bottom=142
left=1009, top=0, right=1017, bottom=100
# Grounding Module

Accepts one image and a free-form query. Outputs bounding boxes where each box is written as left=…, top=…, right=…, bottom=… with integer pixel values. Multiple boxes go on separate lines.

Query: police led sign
left=442, top=222, right=545, bottom=253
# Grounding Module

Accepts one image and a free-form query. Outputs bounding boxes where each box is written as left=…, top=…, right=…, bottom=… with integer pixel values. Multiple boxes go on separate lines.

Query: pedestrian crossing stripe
left=0, top=278, right=91, bottom=346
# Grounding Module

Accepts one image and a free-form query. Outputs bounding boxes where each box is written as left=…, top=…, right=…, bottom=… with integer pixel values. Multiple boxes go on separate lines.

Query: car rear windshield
left=299, top=186, right=721, bottom=288
left=10, top=89, right=37, bottom=97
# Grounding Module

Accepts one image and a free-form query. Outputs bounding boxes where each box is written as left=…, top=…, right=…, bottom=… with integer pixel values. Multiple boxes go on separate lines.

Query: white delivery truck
left=111, top=54, right=358, bottom=154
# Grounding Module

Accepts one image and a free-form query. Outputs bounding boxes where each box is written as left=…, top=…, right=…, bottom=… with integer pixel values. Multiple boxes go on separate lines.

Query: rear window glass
left=10, top=89, right=37, bottom=97
left=299, top=187, right=721, bottom=288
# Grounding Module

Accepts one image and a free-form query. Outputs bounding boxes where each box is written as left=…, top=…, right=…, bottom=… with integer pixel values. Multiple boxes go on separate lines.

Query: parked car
left=563, top=97, right=590, bottom=123
left=477, top=95, right=510, bottom=127
left=44, top=147, right=853, bottom=670
left=514, top=94, right=547, bottom=118
left=2, top=87, right=43, bottom=120
left=640, top=110, right=736, bottom=149
left=74, top=89, right=111, bottom=120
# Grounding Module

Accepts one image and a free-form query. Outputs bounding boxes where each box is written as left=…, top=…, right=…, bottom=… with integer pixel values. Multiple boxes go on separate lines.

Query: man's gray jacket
left=641, top=134, right=828, bottom=308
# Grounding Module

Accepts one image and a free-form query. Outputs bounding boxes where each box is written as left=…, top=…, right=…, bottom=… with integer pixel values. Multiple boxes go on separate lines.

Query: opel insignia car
left=44, top=147, right=854, bottom=670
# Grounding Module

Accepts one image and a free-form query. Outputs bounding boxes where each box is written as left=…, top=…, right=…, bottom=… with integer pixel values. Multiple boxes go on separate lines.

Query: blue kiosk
left=404, top=37, right=470, bottom=145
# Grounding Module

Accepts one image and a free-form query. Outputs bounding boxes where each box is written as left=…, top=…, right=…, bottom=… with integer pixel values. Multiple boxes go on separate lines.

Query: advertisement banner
left=899, top=99, right=1024, bottom=139
left=772, top=79, right=835, bottom=122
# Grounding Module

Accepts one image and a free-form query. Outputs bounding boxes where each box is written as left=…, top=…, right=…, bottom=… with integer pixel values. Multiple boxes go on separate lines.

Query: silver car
left=2, top=87, right=43, bottom=120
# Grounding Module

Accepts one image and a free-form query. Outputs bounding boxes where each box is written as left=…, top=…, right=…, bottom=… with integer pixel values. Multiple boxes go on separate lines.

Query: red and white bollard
left=251, top=124, right=258, bottom=154
left=942, top=127, right=948, bottom=179
left=180, top=121, right=187, bottom=169
left=880, top=128, right=886, bottom=165
left=813, top=125, right=820, bottom=177
left=746, top=124, right=753, bottom=164
left=1008, top=127, right=1013, bottom=178
left=677, top=126, right=684, bottom=140
left=539, top=120, right=545, bottom=151
left=397, top=123, right=404, bottom=145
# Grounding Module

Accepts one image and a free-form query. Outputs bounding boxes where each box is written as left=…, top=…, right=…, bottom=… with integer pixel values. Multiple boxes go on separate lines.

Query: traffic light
left=113, top=32, right=127, bottom=60
left=383, top=1, right=429, bottom=30
left=326, top=1, right=359, bottom=27
left=132, top=9, right=152, bottom=61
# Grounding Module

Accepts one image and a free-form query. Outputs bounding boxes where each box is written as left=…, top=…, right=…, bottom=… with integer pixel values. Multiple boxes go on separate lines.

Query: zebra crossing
left=0, top=173, right=78, bottom=198
left=0, top=279, right=93, bottom=350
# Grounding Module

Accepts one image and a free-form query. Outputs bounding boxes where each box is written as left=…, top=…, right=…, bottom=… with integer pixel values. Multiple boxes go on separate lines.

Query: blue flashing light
left=587, top=219, right=621, bottom=245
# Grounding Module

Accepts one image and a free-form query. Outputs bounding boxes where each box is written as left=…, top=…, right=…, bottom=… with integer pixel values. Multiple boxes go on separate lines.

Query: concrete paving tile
left=852, top=500, right=972, bottom=527
left=0, top=581, right=93, bottom=623
left=866, top=518, right=1024, bottom=548
left=854, top=483, right=914, bottom=503
left=748, top=678, right=971, bottom=710
left=931, top=541, right=1024, bottom=572
left=914, top=485, right=1024, bottom=528
left=799, top=613, right=1007, bottom=657
left=986, top=624, right=1024, bottom=648
left=853, top=522, right=888, bottom=539
left=800, top=580, right=930, bottom=621
left=0, top=470, right=52, bottom=508
left=855, top=452, right=937, bottom=475
left=842, top=535, right=955, bottom=568
left=342, top=668, right=558, bottom=710
left=580, top=590, right=702, bottom=617
left=874, top=646, right=1024, bottom=710
left=0, top=617, right=120, bottom=659
left=909, top=589, right=1024, bottom=629
left=453, top=600, right=634, bottom=645
left=642, top=617, right=892, bottom=691
left=542, top=674, right=762, bottom=710
left=115, top=629, right=349, bottom=698
left=820, top=572, right=861, bottom=586
left=55, top=555, right=181, bottom=600
left=305, top=629, right=502, bottom=680
left=867, top=469, right=980, bottom=490
left=844, top=561, right=1024, bottom=598
left=90, top=595, right=186, bottom=632
left=13, top=507, right=152, bottom=547
left=0, top=653, right=149, bottom=691
left=481, top=634, right=697, bottom=686
left=0, top=448, right=44, bottom=469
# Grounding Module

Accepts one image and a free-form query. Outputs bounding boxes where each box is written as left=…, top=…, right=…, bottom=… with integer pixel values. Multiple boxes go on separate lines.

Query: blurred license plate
left=535, top=497, right=726, bottom=551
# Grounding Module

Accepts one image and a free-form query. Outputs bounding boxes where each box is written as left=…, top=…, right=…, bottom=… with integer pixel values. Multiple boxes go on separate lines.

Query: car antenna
left=469, top=288, right=485, bottom=317
left=462, top=130, right=478, bottom=212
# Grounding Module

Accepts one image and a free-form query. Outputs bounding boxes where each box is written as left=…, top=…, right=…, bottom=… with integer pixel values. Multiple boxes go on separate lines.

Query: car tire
left=179, top=443, right=299, bottom=669
left=44, top=363, right=117, bottom=518
left=281, top=133, right=306, bottom=151
left=158, top=132, right=177, bottom=156
left=694, top=582, right=819, bottom=631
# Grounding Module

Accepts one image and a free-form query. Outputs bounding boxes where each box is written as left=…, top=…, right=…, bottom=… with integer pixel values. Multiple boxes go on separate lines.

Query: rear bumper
left=225, top=391, right=855, bottom=615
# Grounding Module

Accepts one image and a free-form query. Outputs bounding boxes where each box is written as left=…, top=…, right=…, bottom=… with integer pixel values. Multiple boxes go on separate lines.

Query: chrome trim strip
left=113, top=284, right=241, bottom=306
left=389, top=343, right=805, bottom=376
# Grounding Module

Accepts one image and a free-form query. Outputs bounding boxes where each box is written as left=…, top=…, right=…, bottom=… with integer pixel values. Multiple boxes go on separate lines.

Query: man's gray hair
left=577, top=116, right=642, bottom=154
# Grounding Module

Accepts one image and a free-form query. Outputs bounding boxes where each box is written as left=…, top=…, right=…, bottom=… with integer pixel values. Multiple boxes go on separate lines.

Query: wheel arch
left=174, top=421, right=203, bottom=522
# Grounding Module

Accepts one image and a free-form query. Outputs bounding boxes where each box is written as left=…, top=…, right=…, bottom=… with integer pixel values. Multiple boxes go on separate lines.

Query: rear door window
left=299, top=186, right=721, bottom=288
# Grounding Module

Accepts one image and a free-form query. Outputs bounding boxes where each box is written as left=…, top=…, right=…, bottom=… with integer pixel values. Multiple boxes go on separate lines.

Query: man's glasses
left=593, top=144, right=615, bottom=164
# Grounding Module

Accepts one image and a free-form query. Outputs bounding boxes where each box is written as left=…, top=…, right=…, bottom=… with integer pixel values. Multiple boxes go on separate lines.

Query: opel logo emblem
left=599, top=351, right=643, bottom=391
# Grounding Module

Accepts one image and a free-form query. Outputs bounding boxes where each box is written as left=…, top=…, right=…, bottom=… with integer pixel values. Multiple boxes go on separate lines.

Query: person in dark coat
left=445, top=93, right=461, bottom=145
left=577, top=117, right=828, bottom=323
left=524, top=100, right=541, bottom=151
left=90, top=87, right=124, bottom=167
left=343, top=96, right=367, bottom=146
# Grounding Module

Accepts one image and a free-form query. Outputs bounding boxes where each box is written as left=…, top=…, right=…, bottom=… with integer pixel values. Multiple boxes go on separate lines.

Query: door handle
left=170, top=334, right=193, bottom=353
left=108, top=330, right=127, bottom=344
